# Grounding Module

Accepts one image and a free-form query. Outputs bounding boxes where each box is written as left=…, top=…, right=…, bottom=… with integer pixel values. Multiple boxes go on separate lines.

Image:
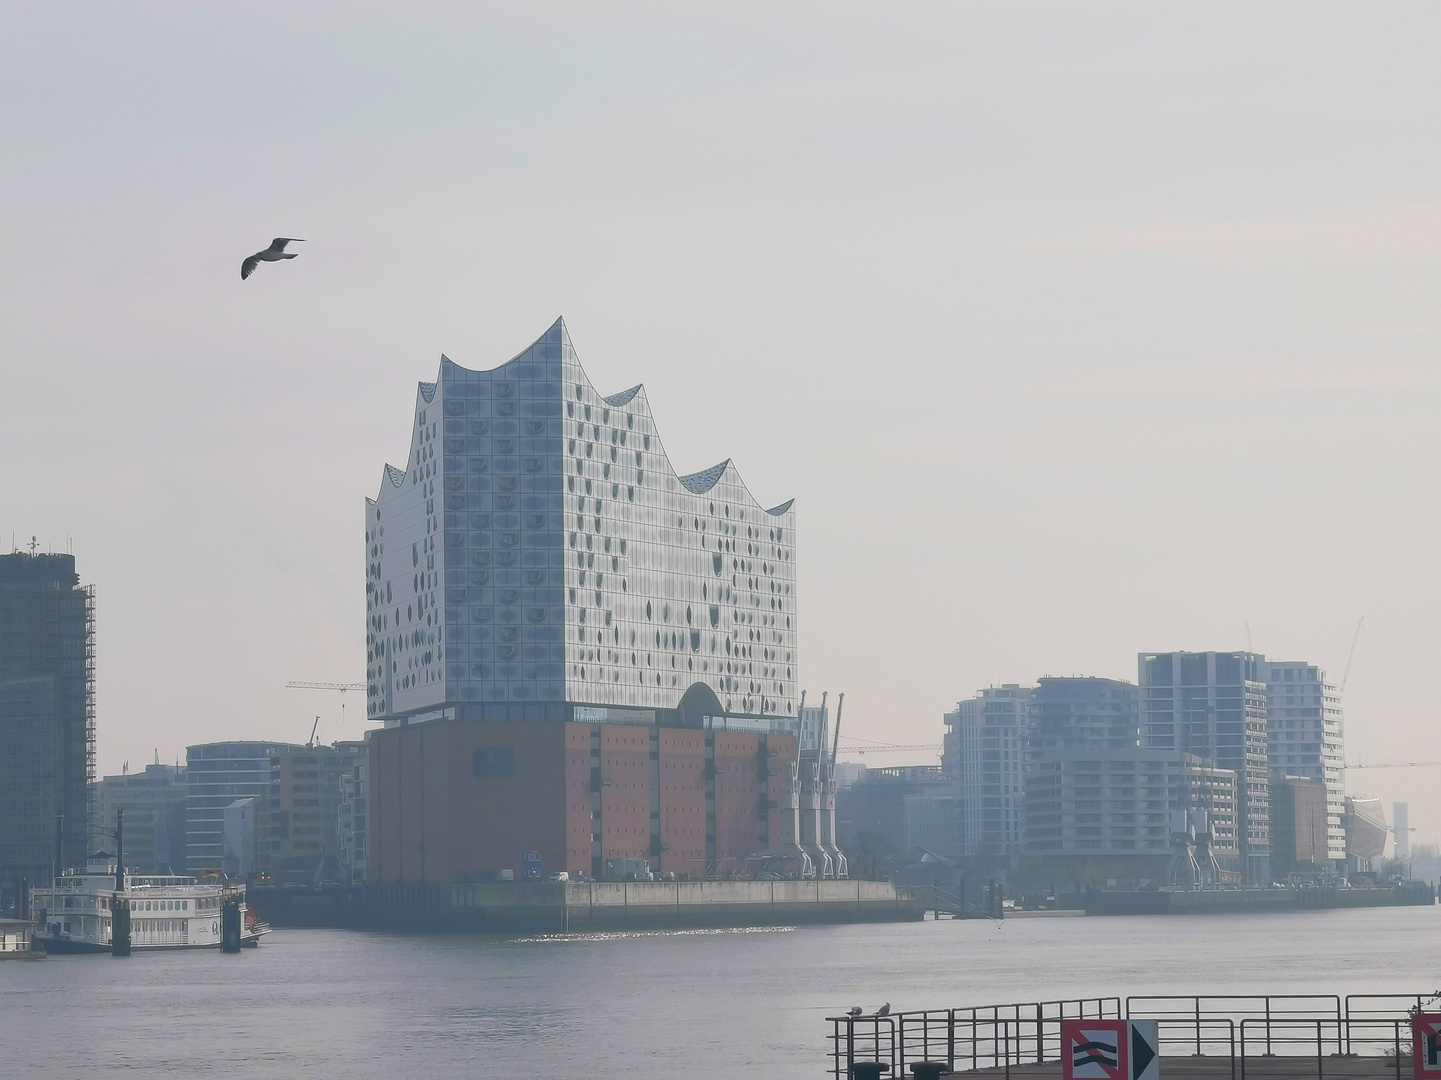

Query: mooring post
left=112, top=808, right=130, bottom=957
left=221, top=898, right=242, bottom=953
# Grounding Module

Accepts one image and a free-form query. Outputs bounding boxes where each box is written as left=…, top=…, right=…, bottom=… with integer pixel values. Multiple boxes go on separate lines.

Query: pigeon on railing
left=241, top=238, right=304, bottom=280
left=846, top=1006, right=863, bottom=1017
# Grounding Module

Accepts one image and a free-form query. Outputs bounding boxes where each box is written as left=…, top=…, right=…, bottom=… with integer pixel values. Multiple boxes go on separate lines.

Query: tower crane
left=286, top=681, right=366, bottom=742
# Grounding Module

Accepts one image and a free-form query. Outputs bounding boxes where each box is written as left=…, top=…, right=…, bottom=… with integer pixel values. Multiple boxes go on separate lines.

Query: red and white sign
left=1063, top=1020, right=1126, bottom=1080
left=1061, top=1019, right=1160, bottom=1080
left=1414, top=1014, right=1441, bottom=1080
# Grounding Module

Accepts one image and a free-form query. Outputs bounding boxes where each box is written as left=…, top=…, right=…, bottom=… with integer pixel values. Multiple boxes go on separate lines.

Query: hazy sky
left=4, top=4, right=1439, bottom=843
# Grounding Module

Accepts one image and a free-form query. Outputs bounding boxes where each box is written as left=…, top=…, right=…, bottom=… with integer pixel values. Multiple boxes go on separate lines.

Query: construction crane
left=1343, top=761, right=1441, bottom=770
left=286, top=681, right=366, bottom=737
left=1340, top=617, right=1364, bottom=695
left=837, top=740, right=943, bottom=756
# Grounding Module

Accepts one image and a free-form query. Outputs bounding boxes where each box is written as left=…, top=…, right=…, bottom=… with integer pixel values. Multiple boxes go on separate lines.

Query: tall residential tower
left=1262, top=659, right=1345, bottom=868
left=0, top=551, right=95, bottom=900
left=1138, top=651, right=1270, bottom=883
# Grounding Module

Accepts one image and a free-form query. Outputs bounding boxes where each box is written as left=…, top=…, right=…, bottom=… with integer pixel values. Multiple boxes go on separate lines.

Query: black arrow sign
left=1131, top=1023, right=1157, bottom=1080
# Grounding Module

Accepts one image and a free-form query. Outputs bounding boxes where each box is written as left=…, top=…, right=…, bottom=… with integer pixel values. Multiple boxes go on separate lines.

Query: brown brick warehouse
left=368, top=719, right=798, bottom=883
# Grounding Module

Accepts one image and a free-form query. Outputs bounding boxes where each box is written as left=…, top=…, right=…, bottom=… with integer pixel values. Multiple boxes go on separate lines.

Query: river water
left=3, top=907, right=1436, bottom=1078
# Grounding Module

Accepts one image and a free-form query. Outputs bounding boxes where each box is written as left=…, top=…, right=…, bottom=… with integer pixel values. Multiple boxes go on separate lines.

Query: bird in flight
left=241, top=238, right=304, bottom=280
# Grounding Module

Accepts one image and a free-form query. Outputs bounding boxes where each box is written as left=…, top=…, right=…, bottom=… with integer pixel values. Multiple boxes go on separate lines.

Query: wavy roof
left=373, top=318, right=794, bottom=520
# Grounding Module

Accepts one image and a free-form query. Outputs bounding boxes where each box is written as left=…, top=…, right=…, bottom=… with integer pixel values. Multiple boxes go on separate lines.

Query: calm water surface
left=3, top=907, right=1437, bottom=1078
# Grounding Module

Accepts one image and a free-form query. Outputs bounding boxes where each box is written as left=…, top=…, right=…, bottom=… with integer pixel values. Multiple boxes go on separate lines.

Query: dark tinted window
left=1180, top=654, right=1208, bottom=686
left=1145, top=655, right=1173, bottom=687
left=1214, top=653, right=1241, bottom=685
left=472, top=747, right=514, bottom=779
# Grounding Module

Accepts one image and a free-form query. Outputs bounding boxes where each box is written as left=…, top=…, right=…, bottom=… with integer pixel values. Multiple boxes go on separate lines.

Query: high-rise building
left=1261, top=660, right=1345, bottom=867
left=258, top=742, right=364, bottom=884
left=91, top=763, right=187, bottom=874
left=943, top=685, right=1031, bottom=857
left=186, top=741, right=305, bottom=875
left=1025, top=676, right=1139, bottom=764
left=1022, top=748, right=1239, bottom=884
left=0, top=551, right=95, bottom=900
left=1138, top=651, right=1270, bottom=883
left=364, top=320, right=818, bottom=882
left=364, top=316, right=797, bottom=727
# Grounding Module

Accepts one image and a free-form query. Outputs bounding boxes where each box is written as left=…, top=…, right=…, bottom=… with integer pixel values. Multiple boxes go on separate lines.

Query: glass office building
left=365, top=318, right=798, bottom=728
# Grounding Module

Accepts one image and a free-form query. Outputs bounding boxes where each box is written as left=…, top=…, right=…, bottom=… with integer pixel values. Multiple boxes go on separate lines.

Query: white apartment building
left=942, top=685, right=1030, bottom=857
left=1263, top=660, right=1346, bottom=866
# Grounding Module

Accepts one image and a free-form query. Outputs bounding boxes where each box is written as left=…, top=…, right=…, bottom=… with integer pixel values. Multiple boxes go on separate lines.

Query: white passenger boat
left=31, top=854, right=271, bottom=953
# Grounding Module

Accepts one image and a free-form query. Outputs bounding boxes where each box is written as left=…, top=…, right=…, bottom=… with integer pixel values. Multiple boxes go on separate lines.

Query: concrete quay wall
left=251, top=879, right=919, bottom=933
left=1084, top=881, right=1435, bottom=916
left=562, top=879, right=909, bottom=931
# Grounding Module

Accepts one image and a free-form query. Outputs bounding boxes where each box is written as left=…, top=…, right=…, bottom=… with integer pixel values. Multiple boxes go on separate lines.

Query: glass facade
left=366, top=318, right=798, bottom=725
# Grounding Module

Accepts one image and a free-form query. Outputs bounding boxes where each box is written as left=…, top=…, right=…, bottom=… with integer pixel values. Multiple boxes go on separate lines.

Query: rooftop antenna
left=28, top=535, right=39, bottom=555
left=1245, top=621, right=1252, bottom=652
left=1340, top=617, right=1365, bottom=696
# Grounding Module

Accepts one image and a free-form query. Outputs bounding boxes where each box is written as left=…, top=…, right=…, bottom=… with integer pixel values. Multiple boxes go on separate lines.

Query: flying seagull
left=846, top=1006, right=863, bottom=1017
left=241, top=237, right=304, bottom=280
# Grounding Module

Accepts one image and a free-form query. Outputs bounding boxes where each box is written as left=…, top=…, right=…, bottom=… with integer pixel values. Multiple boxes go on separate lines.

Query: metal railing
left=1237, top=1018, right=1408, bottom=1080
left=827, top=992, right=1435, bottom=1079
left=1128, top=996, right=1343, bottom=1057
left=827, top=998, right=1121, bottom=1079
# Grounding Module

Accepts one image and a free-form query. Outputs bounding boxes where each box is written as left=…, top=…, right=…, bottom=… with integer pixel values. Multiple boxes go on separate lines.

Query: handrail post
left=1037, top=1002, right=1045, bottom=1065
left=948, top=1008, right=955, bottom=1073
left=1197, top=997, right=1203, bottom=1056
left=1266, top=998, right=1273, bottom=1056
left=1316, top=1019, right=1323, bottom=1080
